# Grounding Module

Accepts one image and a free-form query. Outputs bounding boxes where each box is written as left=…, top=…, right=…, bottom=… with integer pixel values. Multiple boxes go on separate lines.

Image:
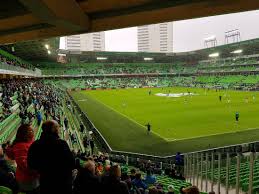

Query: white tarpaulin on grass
left=155, top=92, right=197, bottom=98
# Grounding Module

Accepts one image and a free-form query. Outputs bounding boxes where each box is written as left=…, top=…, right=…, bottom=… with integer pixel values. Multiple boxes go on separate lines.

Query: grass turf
left=70, top=87, right=259, bottom=156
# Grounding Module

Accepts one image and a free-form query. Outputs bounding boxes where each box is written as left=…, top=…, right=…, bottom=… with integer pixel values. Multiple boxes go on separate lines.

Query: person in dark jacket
left=64, top=117, right=69, bottom=130
left=101, top=164, right=130, bottom=194
left=80, top=122, right=85, bottom=133
left=74, top=160, right=101, bottom=194
left=27, top=120, right=75, bottom=194
left=132, top=172, right=147, bottom=190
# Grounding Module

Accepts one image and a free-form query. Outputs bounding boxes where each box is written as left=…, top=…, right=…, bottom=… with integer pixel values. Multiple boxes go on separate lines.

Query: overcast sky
left=60, top=9, right=259, bottom=53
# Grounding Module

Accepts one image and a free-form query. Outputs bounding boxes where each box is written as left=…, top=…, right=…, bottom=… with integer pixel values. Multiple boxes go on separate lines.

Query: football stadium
left=1, top=1, right=259, bottom=194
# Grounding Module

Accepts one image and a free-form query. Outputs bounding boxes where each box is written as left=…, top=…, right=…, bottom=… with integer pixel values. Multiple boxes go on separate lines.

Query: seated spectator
left=0, top=144, right=18, bottom=193
left=144, top=169, right=156, bottom=185
left=74, top=160, right=101, bottom=194
left=28, top=120, right=75, bottom=194
left=96, top=162, right=103, bottom=175
left=132, top=172, right=147, bottom=190
left=149, top=186, right=165, bottom=194
left=167, top=185, right=175, bottom=194
left=101, top=164, right=130, bottom=194
left=6, top=124, right=39, bottom=193
left=104, top=159, right=111, bottom=172
left=181, top=186, right=199, bottom=194
left=130, top=168, right=136, bottom=180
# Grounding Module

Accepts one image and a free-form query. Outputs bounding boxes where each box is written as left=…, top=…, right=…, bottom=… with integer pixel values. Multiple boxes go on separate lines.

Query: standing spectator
left=83, top=136, right=89, bottom=149
left=80, top=122, right=85, bottom=133
left=36, top=110, right=42, bottom=126
left=28, top=120, right=75, bottom=194
left=144, top=169, right=156, bottom=185
left=101, top=164, right=130, bottom=194
left=6, top=124, right=39, bottom=193
left=130, top=168, right=136, bottom=181
left=74, top=160, right=101, bottom=194
left=175, top=152, right=184, bottom=174
left=90, top=138, right=95, bottom=155
left=64, top=117, right=69, bottom=130
left=132, top=173, right=147, bottom=190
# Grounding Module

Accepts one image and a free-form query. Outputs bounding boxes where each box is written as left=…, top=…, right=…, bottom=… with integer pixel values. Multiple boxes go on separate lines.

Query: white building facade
left=64, top=32, right=105, bottom=51
left=138, top=22, right=173, bottom=53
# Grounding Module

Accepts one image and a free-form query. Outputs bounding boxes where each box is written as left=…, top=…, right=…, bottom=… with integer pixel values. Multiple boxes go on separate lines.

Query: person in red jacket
left=6, top=124, right=39, bottom=194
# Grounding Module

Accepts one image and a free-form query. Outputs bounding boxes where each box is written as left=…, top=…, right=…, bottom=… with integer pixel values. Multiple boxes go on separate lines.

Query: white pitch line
left=85, top=95, right=168, bottom=141
left=165, top=126, right=259, bottom=142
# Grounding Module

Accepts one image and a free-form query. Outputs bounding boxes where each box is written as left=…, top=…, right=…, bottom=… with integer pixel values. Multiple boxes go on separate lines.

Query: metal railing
left=184, top=143, right=259, bottom=194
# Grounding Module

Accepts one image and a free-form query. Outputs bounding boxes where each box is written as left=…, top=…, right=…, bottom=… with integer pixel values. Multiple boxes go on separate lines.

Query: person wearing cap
left=167, top=185, right=175, bottom=194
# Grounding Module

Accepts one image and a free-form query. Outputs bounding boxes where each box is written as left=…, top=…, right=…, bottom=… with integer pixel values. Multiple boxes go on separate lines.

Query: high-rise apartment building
left=64, top=32, right=105, bottom=51
left=138, top=22, right=173, bottom=53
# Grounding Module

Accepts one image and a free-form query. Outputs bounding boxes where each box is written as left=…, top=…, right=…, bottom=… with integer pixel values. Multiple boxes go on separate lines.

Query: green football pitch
left=71, top=87, right=259, bottom=156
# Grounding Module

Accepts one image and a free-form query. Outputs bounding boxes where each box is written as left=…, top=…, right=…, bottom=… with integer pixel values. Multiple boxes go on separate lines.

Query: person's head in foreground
left=109, top=164, right=121, bottom=179
left=41, top=120, right=60, bottom=139
left=84, top=160, right=95, bottom=175
left=13, top=124, right=34, bottom=144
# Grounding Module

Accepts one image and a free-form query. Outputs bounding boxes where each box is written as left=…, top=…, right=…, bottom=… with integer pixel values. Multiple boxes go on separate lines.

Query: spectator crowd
left=0, top=79, right=199, bottom=194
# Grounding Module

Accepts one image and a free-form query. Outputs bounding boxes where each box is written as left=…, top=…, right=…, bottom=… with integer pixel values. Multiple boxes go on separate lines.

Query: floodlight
left=58, top=53, right=66, bottom=56
left=231, top=49, right=243, bottom=54
left=144, top=57, right=153, bottom=61
left=45, top=44, right=49, bottom=49
left=96, top=57, right=107, bottom=60
left=47, top=50, right=51, bottom=54
left=209, top=52, right=219, bottom=58
left=204, top=35, right=216, bottom=41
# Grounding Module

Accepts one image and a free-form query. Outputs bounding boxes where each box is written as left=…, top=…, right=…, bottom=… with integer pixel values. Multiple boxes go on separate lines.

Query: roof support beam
left=0, top=26, right=71, bottom=44
left=91, top=0, right=259, bottom=32
left=19, top=0, right=90, bottom=32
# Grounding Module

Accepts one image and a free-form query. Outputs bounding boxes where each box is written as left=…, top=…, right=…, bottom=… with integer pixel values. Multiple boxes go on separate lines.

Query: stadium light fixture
left=47, top=50, right=51, bottom=54
left=204, top=35, right=216, bottom=41
left=208, top=52, right=219, bottom=58
left=231, top=49, right=243, bottom=54
left=58, top=53, right=66, bottom=56
left=96, top=57, right=107, bottom=60
left=45, top=44, right=49, bottom=49
left=144, top=57, right=153, bottom=61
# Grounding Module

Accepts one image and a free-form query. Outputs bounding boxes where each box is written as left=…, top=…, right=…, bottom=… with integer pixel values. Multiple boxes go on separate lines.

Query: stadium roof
left=0, top=38, right=59, bottom=61
left=1, top=0, right=259, bottom=44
